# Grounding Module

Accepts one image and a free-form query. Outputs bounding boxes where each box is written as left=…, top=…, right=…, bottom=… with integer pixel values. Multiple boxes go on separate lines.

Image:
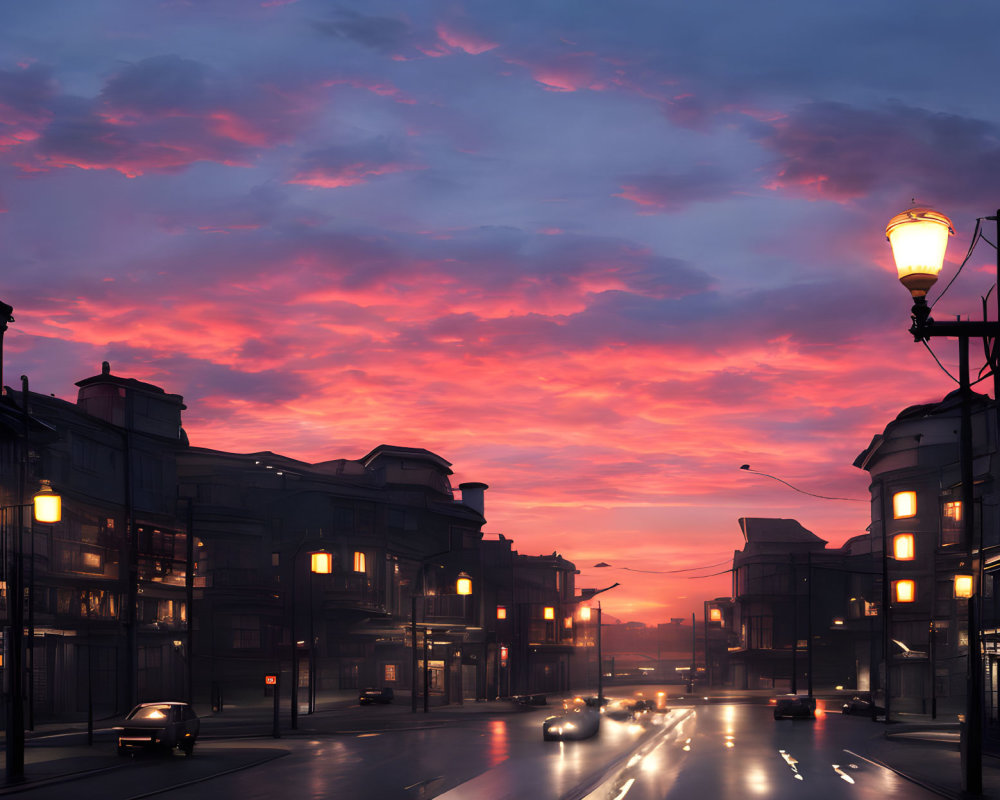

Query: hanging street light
left=883, top=203, right=1000, bottom=795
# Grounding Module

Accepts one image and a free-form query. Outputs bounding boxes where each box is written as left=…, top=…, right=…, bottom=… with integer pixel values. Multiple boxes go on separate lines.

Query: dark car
left=842, top=693, right=884, bottom=716
left=542, top=697, right=601, bottom=741
left=359, top=687, right=394, bottom=705
left=117, top=702, right=199, bottom=756
left=772, top=694, right=816, bottom=720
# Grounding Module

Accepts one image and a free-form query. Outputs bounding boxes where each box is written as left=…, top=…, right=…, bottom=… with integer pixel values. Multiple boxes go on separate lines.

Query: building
left=1, top=364, right=190, bottom=721
left=854, top=390, right=1000, bottom=720
left=728, top=517, right=877, bottom=692
left=0, top=363, right=585, bottom=722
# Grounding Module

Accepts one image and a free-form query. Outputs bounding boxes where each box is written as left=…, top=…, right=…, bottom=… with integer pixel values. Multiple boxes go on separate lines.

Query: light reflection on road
left=486, top=719, right=509, bottom=767
left=586, top=702, right=946, bottom=800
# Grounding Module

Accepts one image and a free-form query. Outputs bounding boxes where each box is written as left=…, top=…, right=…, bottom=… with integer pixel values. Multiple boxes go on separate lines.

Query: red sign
left=499, top=645, right=508, bottom=664
left=265, top=674, right=278, bottom=685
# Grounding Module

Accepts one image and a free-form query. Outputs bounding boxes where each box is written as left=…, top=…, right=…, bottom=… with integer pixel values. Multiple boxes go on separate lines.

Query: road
left=582, top=702, right=942, bottom=800
left=4, top=696, right=949, bottom=800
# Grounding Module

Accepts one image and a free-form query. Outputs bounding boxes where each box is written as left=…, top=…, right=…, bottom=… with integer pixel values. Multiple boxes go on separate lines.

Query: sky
left=3, top=1, right=1000, bottom=625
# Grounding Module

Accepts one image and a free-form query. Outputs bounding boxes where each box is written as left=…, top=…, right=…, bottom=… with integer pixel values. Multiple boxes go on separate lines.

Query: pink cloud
left=436, top=24, right=498, bottom=55
left=288, top=160, right=418, bottom=188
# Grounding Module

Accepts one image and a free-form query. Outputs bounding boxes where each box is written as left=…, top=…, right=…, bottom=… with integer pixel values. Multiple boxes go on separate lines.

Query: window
left=746, top=613, right=773, bottom=649
left=893, top=491, right=917, bottom=519
left=942, top=501, right=962, bottom=546
left=384, top=664, right=397, bottom=682
left=893, top=533, right=915, bottom=560
left=893, top=579, right=916, bottom=603
left=353, top=551, right=366, bottom=574
left=232, top=615, right=261, bottom=649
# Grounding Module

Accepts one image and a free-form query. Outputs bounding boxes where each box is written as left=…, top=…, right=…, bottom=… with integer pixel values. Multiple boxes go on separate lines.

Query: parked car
left=117, top=701, right=199, bottom=756
left=772, top=694, right=816, bottom=720
left=512, top=693, right=548, bottom=706
left=359, top=687, right=394, bottom=705
left=842, top=693, right=884, bottom=716
left=542, top=697, right=601, bottom=741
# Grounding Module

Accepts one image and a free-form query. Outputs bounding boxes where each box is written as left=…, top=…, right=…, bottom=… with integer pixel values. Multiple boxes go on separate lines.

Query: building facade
left=0, top=364, right=584, bottom=722
left=728, top=517, right=877, bottom=693
left=855, top=390, right=1000, bottom=721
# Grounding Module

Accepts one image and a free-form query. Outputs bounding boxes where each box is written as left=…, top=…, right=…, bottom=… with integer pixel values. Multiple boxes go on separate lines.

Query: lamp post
left=579, top=581, right=619, bottom=705
left=884, top=205, right=1000, bottom=796
left=289, top=546, right=331, bottom=730
left=410, top=568, right=473, bottom=713
left=3, top=481, right=60, bottom=782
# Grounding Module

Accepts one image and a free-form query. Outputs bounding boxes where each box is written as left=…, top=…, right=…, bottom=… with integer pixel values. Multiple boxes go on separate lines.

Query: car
left=542, top=697, right=601, bottom=741
left=117, top=701, right=199, bottom=756
left=511, top=693, right=548, bottom=706
left=359, top=687, right=394, bottom=705
left=772, top=694, right=816, bottom=720
left=603, top=696, right=652, bottom=720
left=842, top=693, right=884, bottom=716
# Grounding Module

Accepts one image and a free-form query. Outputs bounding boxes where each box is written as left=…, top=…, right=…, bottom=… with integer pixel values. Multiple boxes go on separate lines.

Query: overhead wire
left=920, top=218, right=997, bottom=385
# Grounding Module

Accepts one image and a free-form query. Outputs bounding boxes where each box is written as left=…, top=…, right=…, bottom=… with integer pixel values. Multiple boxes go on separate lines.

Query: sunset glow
left=2, top=2, right=995, bottom=624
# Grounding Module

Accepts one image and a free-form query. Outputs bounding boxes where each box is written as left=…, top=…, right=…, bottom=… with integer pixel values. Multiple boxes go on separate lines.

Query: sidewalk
left=4, top=691, right=1000, bottom=798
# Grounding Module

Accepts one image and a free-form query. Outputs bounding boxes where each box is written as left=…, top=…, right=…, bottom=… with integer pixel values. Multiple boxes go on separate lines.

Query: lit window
left=311, top=552, right=332, bottom=574
left=384, top=664, right=397, bottom=682
left=543, top=606, right=555, bottom=620
left=496, top=605, right=507, bottom=620
left=579, top=606, right=591, bottom=622
left=353, top=551, right=366, bottom=573
left=709, top=608, right=723, bottom=623
left=564, top=616, right=573, bottom=629
left=893, top=533, right=915, bottom=560
left=893, top=579, right=916, bottom=603
left=893, top=491, right=917, bottom=519
left=954, top=574, right=974, bottom=599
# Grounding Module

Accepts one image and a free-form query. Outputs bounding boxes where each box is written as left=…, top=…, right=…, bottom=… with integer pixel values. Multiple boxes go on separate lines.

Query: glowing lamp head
left=310, top=551, right=332, bottom=574
left=954, top=573, right=974, bottom=599
left=885, top=206, right=954, bottom=298
left=579, top=606, right=592, bottom=622
left=496, top=605, right=507, bottom=620
left=456, top=573, right=472, bottom=596
left=33, top=480, right=61, bottom=523
left=709, top=607, right=723, bottom=623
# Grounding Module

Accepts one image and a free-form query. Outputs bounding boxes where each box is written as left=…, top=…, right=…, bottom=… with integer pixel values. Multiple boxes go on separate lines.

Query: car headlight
left=563, top=722, right=576, bottom=730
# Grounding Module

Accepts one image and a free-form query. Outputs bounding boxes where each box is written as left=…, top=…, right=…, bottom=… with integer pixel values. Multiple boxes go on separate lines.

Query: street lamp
left=884, top=204, right=1000, bottom=796
left=290, top=545, right=331, bottom=730
left=3, top=480, right=61, bottom=782
left=410, top=565, right=472, bottom=713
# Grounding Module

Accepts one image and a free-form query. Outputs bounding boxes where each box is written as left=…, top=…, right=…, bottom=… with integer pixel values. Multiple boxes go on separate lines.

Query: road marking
left=832, top=764, right=855, bottom=784
left=778, top=749, right=804, bottom=780
left=611, top=777, right=635, bottom=800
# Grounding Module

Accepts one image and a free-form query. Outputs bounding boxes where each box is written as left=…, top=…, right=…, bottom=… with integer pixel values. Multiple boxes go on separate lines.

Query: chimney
left=459, top=482, right=488, bottom=517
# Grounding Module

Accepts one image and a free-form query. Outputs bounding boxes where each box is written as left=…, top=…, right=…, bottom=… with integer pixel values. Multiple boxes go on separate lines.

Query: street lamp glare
left=885, top=206, right=954, bottom=298
left=32, top=480, right=61, bottom=523
left=456, top=573, right=472, bottom=595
